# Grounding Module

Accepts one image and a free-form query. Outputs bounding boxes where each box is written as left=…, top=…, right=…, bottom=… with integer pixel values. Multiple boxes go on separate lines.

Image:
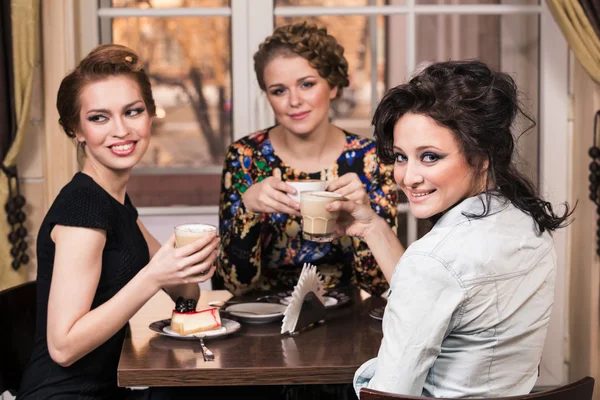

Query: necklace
left=588, top=110, right=600, bottom=256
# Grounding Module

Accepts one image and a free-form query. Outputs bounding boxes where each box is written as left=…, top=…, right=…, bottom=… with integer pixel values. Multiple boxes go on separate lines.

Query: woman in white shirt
left=327, top=60, right=574, bottom=398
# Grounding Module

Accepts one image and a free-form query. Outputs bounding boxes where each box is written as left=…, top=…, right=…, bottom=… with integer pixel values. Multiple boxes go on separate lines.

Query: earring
left=589, top=110, right=600, bottom=256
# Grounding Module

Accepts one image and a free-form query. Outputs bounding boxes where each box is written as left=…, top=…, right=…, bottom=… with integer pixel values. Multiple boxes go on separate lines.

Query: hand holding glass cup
left=300, top=191, right=347, bottom=242
left=174, top=223, right=218, bottom=275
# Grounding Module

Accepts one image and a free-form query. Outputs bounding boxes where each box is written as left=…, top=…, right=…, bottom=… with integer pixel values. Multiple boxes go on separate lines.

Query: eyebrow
left=393, top=145, right=443, bottom=152
left=86, top=100, right=144, bottom=115
left=267, top=75, right=316, bottom=89
left=416, top=145, right=443, bottom=152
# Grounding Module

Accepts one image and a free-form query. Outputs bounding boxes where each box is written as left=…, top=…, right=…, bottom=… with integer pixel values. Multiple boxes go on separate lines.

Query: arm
left=354, top=254, right=465, bottom=396
left=363, top=218, right=404, bottom=283
left=137, top=220, right=200, bottom=302
left=216, top=144, right=264, bottom=295
left=328, top=157, right=403, bottom=284
left=47, top=225, right=157, bottom=367
left=47, top=224, right=218, bottom=367
left=355, top=161, right=401, bottom=294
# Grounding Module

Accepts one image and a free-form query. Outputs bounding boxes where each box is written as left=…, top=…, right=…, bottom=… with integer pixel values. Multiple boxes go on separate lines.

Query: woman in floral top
left=216, top=22, right=399, bottom=296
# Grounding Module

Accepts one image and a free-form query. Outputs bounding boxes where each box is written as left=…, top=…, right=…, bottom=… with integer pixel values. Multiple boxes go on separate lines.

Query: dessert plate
left=224, top=302, right=287, bottom=324
left=149, top=318, right=241, bottom=340
left=280, top=295, right=338, bottom=308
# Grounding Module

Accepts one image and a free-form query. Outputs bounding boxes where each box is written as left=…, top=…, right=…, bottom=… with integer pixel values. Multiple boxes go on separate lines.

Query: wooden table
left=118, top=288, right=385, bottom=387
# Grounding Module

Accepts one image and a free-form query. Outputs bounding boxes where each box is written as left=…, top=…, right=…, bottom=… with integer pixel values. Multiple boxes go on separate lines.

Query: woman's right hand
left=145, top=233, right=219, bottom=290
left=242, top=176, right=301, bottom=215
left=327, top=199, right=381, bottom=239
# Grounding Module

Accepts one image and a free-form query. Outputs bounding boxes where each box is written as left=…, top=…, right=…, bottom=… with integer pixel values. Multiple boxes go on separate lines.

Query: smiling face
left=393, top=113, right=485, bottom=219
left=263, top=55, right=338, bottom=137
left=76, top=75, right=151, bottom=174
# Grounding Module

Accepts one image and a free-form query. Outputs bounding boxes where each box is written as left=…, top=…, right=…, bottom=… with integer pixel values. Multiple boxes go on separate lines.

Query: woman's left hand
left=326, top=173, right=370, bottom=205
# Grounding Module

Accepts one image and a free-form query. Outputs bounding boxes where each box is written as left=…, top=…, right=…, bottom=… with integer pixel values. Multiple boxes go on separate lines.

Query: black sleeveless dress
left=18, top=172, right=150, bottom=399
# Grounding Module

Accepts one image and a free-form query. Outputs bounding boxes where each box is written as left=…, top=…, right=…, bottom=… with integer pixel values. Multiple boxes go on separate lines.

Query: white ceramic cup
left=286, top=180, right=328, bottom=203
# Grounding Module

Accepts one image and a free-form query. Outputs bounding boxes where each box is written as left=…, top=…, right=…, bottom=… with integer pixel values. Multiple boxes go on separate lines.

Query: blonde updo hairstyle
left=56, top=44, right=156, bottom=160
left=253, top=22, right=350, bottom=98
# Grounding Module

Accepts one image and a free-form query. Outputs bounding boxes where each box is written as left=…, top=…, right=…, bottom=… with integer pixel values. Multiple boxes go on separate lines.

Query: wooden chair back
left=360, top=377, right=595, bottom=400
left=0, top=281, right=36, bottom=395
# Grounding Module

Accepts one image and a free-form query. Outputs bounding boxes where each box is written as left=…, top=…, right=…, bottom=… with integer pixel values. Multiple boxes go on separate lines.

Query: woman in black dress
left=18, top=44, right=218, bottom=399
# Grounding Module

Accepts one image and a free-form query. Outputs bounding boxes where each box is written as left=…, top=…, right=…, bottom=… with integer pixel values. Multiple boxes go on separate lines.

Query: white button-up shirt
left=354, top=194, right=556, bottom=398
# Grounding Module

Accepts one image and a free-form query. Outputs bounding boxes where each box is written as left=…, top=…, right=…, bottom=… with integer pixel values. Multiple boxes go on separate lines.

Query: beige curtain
left=548, top=0, right=600, bottom=84
left=0, top=0, right=40, bottom=290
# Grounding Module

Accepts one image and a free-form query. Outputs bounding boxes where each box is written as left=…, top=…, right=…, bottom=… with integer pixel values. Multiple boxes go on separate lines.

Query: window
left=95, top=1, right=546, bottom=240
left=99, top=0, right=232, bottom=207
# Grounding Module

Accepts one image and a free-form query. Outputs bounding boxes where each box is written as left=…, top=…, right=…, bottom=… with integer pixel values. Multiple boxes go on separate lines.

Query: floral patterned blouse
left=217, top=128, right=399, bottom=296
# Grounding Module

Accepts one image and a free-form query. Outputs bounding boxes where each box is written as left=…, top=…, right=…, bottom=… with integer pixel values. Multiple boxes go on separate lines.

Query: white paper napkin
left=281, top=263, right=326, bottom=334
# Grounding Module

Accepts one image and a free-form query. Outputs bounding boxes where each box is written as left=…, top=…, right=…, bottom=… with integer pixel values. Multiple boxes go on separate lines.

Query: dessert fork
left=196, top=336, right=214, bottom=362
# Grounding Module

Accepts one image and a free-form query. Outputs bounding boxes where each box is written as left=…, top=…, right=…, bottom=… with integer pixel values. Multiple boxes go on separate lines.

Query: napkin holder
left=288, top=291, right=326, bottom=335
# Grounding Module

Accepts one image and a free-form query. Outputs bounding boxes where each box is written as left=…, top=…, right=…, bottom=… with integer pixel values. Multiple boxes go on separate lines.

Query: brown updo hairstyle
left=56, top=44, right=156, bottom=158
left=253, top=22, right=349, bottom=98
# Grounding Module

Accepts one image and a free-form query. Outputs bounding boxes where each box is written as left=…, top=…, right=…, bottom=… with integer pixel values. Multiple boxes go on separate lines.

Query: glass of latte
left=174, top=223, right=217, bottom=247
left=300, top=191, right=345, bottom=242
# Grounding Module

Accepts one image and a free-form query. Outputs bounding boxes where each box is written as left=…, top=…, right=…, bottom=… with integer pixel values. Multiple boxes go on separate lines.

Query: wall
left=13, top=1, right=79, bottom=283
left=569, top=58, right=600, bottom=399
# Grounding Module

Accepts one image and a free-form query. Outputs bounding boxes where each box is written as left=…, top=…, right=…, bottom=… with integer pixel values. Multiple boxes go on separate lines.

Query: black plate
left=369, top=306, right=384, bottom=321
left=269, top=289, right=352, bottom=310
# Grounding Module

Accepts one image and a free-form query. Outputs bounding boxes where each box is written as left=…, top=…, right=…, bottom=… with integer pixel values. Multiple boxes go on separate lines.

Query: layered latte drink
left=174, top=223, right=217, bottom=247
left=300, top=191, right=344, bottom=242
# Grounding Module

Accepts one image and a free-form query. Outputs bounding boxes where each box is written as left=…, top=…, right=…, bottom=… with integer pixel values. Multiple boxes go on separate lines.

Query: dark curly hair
left=57, top=44, right=155, bottom=158
left=253, top=22, right=349, bottom=98
left=373, top=60, right=573, bottom=233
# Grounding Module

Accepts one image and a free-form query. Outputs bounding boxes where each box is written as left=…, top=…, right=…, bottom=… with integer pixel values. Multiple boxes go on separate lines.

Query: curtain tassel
left=0, top=164, right=28, bottom=270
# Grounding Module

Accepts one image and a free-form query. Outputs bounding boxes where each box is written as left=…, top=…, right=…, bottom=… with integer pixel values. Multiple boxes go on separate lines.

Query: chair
left=0, top=281, right=36, bottom=395
left=360, top=376, right=595, bottom=400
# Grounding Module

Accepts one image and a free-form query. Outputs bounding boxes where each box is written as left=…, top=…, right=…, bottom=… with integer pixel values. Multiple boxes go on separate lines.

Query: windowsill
left=131, top=166, right=224, bottom=175
left=137, top=203, right=410, bottom=216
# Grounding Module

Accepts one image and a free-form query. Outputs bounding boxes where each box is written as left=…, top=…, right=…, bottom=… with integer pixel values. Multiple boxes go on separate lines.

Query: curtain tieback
left=0, top=163, right=29, bottom=270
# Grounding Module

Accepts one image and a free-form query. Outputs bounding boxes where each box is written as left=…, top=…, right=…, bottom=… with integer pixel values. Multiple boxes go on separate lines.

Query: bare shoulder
left=51, top=224, right=107, bottom=252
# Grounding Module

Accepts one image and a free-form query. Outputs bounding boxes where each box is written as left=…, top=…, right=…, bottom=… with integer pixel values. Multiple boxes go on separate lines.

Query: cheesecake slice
left=171, top=307, right=222, bottom=336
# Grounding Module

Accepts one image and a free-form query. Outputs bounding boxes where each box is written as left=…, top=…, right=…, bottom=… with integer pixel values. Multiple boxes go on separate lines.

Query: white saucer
left=225, top=302, right=287, bottom=324
left=281, top=295, right=338, bottom=308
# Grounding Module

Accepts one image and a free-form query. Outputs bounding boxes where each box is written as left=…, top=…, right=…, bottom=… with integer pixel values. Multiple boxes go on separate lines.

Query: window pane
left=415, top=13, right=540, bottom=185
left=110, top=0, right=229, bottom=8
left=110, top=16, right=232, bottom=206
left=274, top=13, right=388, bottom=138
